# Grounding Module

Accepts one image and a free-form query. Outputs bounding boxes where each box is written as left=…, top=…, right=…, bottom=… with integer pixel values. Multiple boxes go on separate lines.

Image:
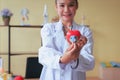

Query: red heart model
left=66, top=30, right=81, bottom=44
left=14, top=76, right=24, bottom=80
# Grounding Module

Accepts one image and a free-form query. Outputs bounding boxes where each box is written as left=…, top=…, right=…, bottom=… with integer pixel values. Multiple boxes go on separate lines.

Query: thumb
left=67, top=42, right=74, bottom=51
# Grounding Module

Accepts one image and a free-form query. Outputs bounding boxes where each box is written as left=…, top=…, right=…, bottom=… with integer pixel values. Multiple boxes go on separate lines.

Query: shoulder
left=77, top=25, right=93, bottom=36
left=41, top=22, right=58, bottom=36
left=73, top=22, right=91, bottom=32
left=42, top=22, right=58, bottom=30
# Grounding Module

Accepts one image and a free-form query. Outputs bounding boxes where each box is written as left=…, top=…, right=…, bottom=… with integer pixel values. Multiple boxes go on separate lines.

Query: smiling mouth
left=63, top=14, right=72, bottom=17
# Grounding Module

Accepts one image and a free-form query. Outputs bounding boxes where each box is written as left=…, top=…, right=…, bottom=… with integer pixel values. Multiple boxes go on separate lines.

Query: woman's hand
left=76, top=35, right=87, bottom=50
left=60, top=35, right=87, bottom=64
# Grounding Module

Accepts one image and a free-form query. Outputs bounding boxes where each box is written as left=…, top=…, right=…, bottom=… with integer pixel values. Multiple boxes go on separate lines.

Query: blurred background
left=0, top=0, right=120, bottom=79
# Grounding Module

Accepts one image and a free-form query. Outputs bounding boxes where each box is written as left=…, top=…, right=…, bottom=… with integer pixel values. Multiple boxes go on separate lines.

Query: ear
left=55, top=4, right=58, bottom=11
left=76, top=2, right=78, bottom=9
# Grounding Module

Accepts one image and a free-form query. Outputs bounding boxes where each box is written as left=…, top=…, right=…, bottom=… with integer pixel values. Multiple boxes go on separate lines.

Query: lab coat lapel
left=54, top=21, right=68, bottom=53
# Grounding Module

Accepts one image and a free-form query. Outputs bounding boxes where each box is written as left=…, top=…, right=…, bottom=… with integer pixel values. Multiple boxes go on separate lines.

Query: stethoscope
left=63, top=25, right=79, bottom=69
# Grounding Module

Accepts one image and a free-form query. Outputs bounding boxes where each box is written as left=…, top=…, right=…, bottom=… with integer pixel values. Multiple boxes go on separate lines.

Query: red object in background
left=14, top=76, right=24, bottom=80
left=0, top=68, right=4, bottom=73
left=66, top=30, right=81, bottom=44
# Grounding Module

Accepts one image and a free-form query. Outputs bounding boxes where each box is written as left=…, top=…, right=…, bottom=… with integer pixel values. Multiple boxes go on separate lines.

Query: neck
left=62, top=20, right=73, bottom=28
left=62, top=25, right=73, bottom=36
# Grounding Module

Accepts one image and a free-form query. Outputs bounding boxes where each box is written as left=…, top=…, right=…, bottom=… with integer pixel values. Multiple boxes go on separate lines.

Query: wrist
left=59, top=55, right=71, bottom=64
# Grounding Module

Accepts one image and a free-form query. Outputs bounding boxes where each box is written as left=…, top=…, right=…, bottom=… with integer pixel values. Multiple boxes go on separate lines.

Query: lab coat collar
left=55, top=19, right=78, bottom=31
left=55, top=19, right=63, bottom=31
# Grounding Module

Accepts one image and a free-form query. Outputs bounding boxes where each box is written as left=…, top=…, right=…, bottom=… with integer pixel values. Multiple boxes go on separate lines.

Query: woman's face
left=56, top=0, right=78, bottom=23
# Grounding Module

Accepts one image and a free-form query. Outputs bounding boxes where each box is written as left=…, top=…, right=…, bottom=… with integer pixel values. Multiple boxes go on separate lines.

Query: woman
left=38, top=0, right=95, bottom=80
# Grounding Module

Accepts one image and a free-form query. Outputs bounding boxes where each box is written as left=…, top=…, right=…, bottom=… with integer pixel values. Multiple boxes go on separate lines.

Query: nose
left=64, top=6, right=69, bottom=12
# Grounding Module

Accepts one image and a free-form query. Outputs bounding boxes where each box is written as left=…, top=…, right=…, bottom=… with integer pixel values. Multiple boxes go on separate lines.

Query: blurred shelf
left=0, top=25, right=43, bottom=74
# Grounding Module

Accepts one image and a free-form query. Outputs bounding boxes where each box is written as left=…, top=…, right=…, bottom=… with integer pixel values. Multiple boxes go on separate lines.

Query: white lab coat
left=38, top=20, right=95, bottom=80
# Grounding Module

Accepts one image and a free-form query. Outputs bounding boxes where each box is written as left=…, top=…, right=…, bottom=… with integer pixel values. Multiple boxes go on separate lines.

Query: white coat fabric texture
left=38, top=20, right=95, bottom=80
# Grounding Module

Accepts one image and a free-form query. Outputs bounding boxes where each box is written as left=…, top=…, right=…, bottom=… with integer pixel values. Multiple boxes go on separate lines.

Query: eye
left=68, top=2, right=76, bottom=7
left=59, top=4, right=65, bottom=7
left=69, top=4, right=74, bottom=7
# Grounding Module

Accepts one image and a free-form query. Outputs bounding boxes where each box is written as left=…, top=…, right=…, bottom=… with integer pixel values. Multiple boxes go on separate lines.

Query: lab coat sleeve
left=74, top=27, right=95, bottom=72
left=38, top=24, right=63, bottom=70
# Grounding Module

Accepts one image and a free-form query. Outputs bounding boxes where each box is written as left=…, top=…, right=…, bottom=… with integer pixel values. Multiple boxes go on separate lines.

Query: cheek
left=71, top=9, right=77, bottom=16
left=57, top=9, right=63, bottom=15
left=71, top=8, right=77, bottom=13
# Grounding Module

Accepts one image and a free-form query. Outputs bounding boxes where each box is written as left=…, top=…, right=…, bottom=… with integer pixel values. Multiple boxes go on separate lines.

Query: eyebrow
left=57, top=1, right=76, bottom=5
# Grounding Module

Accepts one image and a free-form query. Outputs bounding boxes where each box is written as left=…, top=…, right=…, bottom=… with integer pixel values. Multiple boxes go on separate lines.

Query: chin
left=63, top=19, right=72, bottom=22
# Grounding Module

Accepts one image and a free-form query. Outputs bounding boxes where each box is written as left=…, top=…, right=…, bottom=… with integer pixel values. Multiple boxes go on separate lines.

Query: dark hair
left=55, top=0, right=78, bottom=5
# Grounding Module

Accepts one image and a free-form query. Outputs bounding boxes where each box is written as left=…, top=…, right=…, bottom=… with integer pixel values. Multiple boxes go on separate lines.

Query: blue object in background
left=110, top=61, right=120, bottom=68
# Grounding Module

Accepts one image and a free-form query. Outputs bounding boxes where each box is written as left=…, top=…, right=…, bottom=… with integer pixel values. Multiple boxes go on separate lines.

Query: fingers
left=67, top=42, right=74, bottom=51
left=64, top=35, right=87, bottom=63
left=67, top=35, right=87, bottom=53
left=78, top=35, right=87, bottom=45
left=67, top=42, right=79, bottom=52
left=63, top=43, right=80, bottom=63
left=70, top=43, right=80, bottom=59
left=79, top=36, right=87, bottom=44
left=73, top=36, right=87, bottom=51
left=66, top=43, right=79, bottom=55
